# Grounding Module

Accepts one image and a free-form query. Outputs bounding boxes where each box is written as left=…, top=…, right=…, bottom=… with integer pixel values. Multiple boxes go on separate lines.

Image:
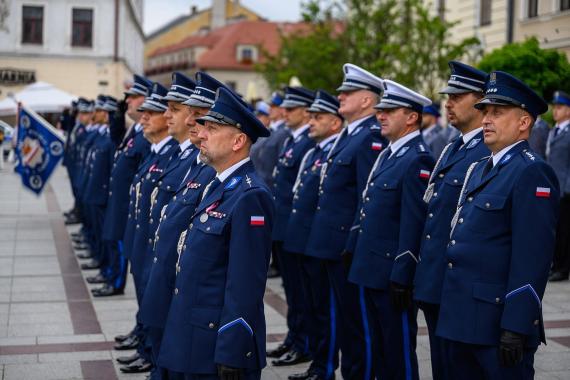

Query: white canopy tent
left=0, top=82, right=77, bottom=116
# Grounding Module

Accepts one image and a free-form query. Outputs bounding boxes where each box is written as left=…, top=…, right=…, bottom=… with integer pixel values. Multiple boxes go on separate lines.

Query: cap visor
left=474, top=97, right=514, bottom=110
left=137, top=104, right=166, bottom=112
left=196, top=114, right=231, bottom=126
left=439, top=85, right=472, bottom=95
left=280, top=100, right=307, bottom=109
left=373, top=103, right=401, bottom=110
left=182, top=98, right=213, bottom=108
left=163, top=94, right=190, bottom=102
left=336, top=84, right=361, bottom=93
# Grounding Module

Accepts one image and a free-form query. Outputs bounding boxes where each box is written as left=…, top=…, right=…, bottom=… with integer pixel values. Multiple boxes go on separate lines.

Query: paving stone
left=4, top=362, right=82, bottom=380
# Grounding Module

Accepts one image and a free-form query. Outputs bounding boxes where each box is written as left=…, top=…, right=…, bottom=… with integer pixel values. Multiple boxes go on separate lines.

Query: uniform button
left=153, top=257, right=157, bottom=263
left=109, top=191, right=112, bottom=196
left=365, top=197, right=370, bottom=202
left=534, top=320, right=539, bottom=325
left=156, top=236, right=159, bottom=241
left=370, top=182, right=374, bottom=187
left=174, top=288, right=178, bottom=295
left=359, top=229, right=363, bottom=233
left=467, top=196, right=473, bottom=202
left=383, top=183, right=387, bottom=187
left=458, top=218, right=464, bottom=224
left=246, top=352, right=252, bottom=358
left=317, top=206, right=321, bottom=210
left=495, top=297, right=500, bottom=303
left=136, top=224, right=140, bottom=229
left=433, top=192, right=438, bottom=198
left=189, top=223, right=193, bottom=229
left=453, top=179, right=458, bottom=184
left=148, top=238, right=152, bottom=244
left=173, top=196, right=177, bottom=201
left=167, top=185, right=171, bottom=190
left=328, top=159, right=332, bottom=163
left=426, top=234, right=431, bottom=240
left=438, top=173, right=444, bottom=178
left=292, top=209, right=297, bottom=213
left=428, top=213, right=433, bottom=218
left=208, top=323, right=215, bottom=329
left=386, top=253, right=391, bottom=257
left=485, top=202, right=490, bottom=208
left=158, top=181, right=162, bottom=186
left=448, top=262, right=453, bottom=269
left=206, top=227, right=211, bottom=231
left=150, top=218, right=154, bottom=224
left=450, top=240, right=456, bottom=245
left=341, top=226, right=345, bottom=231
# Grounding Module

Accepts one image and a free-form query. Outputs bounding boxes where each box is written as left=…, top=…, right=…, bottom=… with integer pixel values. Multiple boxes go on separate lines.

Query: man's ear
left=233, top=132, right=248, bottom=152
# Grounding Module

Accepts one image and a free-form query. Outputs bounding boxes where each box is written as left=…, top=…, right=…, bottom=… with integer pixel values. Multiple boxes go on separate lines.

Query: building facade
left=0, top=0, right=145, bottom=101
left=432, top=0, right=570, bottom=58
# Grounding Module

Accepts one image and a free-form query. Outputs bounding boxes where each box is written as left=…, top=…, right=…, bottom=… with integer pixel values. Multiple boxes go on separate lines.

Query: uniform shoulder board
left=370, top=125, right=381, bottom=131
left=323, top=142, right=333, bottom=152
left=466, top=138, right=481, bottom=149
left=160, top=144, right=172, bottom=155
left=499, top=153, right=513, bottom=166
left=180, top=149, right=192, bottom=160
left=294, top=134, right=304, bottom=143
left=224, top=176, right=242, bottom=190
left=396, top=146, right=410, bottom=157
left=522, top=149, right=537, bottom=162
left=416, top=143, right=427, bottom=153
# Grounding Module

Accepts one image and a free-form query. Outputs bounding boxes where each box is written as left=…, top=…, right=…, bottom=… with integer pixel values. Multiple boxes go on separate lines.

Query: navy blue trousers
left=274, top=241, right=309, bottom=354
left=418, top=301, right=447, bottom=380
left=104, top=240, right=128, bottom=291
left=298, top=255, right=338, bottom=379
left=365, top=288, right=419, bottom=380
left=325, top=260, right=374, bottom=380
left=441, top=338, right=537, bottom=380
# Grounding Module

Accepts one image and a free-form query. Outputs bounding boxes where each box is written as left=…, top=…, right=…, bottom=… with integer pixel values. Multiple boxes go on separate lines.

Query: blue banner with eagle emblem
left=14, top=105, right=65, bottom=195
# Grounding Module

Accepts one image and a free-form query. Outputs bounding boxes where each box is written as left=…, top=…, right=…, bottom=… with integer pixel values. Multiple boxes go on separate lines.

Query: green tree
left=257, top=0, right=480, bottom=99
left=477, top=37, right=570, bottom=100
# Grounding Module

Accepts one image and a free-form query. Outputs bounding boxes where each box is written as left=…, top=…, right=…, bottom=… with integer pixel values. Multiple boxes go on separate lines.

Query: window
left=527, top=0, right=538, bottom=18
left=437, top=0, right=445, bottom=20
left=562, top=0, right=570, bottom=11
left=72, top=8, right=93, bottom=47
left=22, top=6, right=43, bottom=44
left=479, top=0, right=492, bottom=26
left=241, top=48, right=253, bottom=62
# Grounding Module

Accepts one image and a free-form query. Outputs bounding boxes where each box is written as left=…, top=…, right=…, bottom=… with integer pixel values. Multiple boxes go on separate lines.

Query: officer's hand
left=389, top=281, right=413, bottom=311
left=118, top=99, right=128, bottom=115
left=341, top=250, right=353, bottom=271
left=217, top=364, right=242, bottom=380
left=498, top=330, right=525, bottom=367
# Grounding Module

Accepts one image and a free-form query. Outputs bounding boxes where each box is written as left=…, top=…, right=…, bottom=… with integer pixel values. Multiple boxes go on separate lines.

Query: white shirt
left=491, top=140, right=525, bottom=167
left=98, top=124, right=108, bottom=133
left=135, top=123, right=143, bottom=132
left=388, top=130, right=420, bottom=157
left=217, top=157, right=251, bottom=183
left=291, top=123, right=311, bottom=140
left=462, top=127, right=483, bottom=145
left=319, top=133, right=340, bottom=149
left=151, top=136, right=173, bottom=154
left=178, top=139, right=193, bottom=153
left=346, top=115, right=372, bottom=135
left=555, top=119, right=570, bottom=132
left=270, top=119, right=286, bottom=130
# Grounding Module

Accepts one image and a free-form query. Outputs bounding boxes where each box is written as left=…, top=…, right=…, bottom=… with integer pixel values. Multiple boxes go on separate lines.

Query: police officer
left=116, top=83, right=178, bottom=374
left=91, top=74, right=153, bottom=297
left=304, top=64, right=387, bottom=379
left=139, top=71, right=221, bottom=379
left=158, top=87, right=274, bottom=380
left=547, top=91, right=570, bottom=282
left=346, top=80, right=433, bottom=380
left=437, top=71, right=559, bottom=379
left=528, top=116, right=550, bottom=159
left=269, top=86, right=316, bottom=366
left=421, top=103, right=448, bottom=157
left=413, top=61, right=490, bottom=379
left=284, top=90, right=342, bottom=380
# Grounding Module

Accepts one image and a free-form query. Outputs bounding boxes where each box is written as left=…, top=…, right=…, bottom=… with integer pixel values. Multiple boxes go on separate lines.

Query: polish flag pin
left=371, top=142, right=383, bottom=151
left=535, top=187, right=551, bottom=198
left=250, top=216, right=265, bottom=226
left=419, top=170, right=431, bottom=179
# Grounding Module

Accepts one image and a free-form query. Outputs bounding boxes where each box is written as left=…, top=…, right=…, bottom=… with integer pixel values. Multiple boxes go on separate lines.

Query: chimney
left=191, top=5, right=198, bottom=15
left=211, top=0, right=226, bottom=29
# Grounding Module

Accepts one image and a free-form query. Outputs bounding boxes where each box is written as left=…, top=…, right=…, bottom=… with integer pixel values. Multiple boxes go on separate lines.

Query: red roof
left=147, top=20, right=310, bottom=71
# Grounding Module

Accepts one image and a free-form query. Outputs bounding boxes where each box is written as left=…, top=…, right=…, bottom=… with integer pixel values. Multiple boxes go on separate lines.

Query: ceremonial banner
left=14, top=105, right=65, bottom=194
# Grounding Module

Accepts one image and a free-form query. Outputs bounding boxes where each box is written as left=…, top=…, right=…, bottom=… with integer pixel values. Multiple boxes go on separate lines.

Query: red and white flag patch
left=250, top=216, right=265, bottom=226
left=419, top=170, right=431, bottom=179
left=371, top=142, right=383, bottom=151
left=535, top=187, right=551, bottom=198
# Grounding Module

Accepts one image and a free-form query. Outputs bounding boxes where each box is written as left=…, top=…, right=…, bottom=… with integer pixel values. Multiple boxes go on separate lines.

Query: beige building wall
left=514, top=0, right=570, bottom=59
left=0, top=56, right=132, bottom=100
left=207, top=69, right=270, bottom=101
left=144, top=1, right=261, bottom=62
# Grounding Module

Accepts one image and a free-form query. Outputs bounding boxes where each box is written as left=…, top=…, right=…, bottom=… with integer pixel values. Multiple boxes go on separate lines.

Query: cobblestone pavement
left=1, top=163, right=570, bottom=379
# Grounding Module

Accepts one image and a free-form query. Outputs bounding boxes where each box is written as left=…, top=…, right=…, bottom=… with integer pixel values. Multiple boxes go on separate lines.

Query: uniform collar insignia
left=417, top=143, right=426, bottom=152
left=370, top=125, right=381, bottom=130
left=246, top=174, right=253, bottom=187
left=160, top=144, right=172, bottom=155
left=500, top=153, right=513, bottom=166
left=180, top=149, right=192, bottom=160
left=524, top=150, right=536, bottom=161
left=224, top=176, right=242, bottom=190
left=466, top=138, right=481, bottom=149
left=294, top=134, right=304, bottom=143
left=323, top=142, right=333, bottom=152
left=396, top=146, right=410, bottom=157
left=351, top=126, right=363, bottom=136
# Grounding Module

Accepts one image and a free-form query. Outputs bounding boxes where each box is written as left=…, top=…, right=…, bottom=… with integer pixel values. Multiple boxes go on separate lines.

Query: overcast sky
left=143, top=0, right=304, bottom=35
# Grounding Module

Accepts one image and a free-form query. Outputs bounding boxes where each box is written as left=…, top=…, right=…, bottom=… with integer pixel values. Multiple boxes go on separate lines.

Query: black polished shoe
left=86, top=274, right=107, bottom=284
left=115, top=330, right=136, bottom=343
left=64, top=215, right=82, bottom=225
left=272, top=350, right=311, bottom=367
left=549, top=271, right=569, bottom=282
left=119, top=358, right=153, bottom=373
left=81, top=260, right=100, bottom=270
left=306, top=374, right=330, bottom=380
left=74, top=243, right=90, bottom=251
left=267, top=343, right=290, bottom=358
left=92, top=284, right=124, bottom=297
left=71, top=232, right=83, bottom=238
left=76, top=252, right=93, bottom=260
left=72, top=236, right=85, bottom=244
left=116, top=352, right=140, bottom=365
left=114, top=335, right=139, bottom=350
left=288, top=370, right=313, bottom=380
